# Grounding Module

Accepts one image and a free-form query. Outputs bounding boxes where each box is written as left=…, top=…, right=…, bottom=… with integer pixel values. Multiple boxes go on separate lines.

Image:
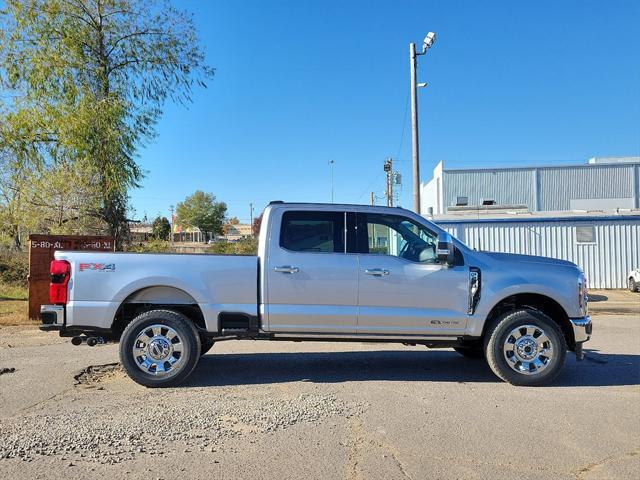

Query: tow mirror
left=437, top=232, right=455, bottom=266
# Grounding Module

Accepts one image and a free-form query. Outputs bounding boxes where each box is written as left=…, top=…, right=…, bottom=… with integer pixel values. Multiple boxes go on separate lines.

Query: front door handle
left=364, top=268, right=389, bottom=276
left=274, top=265, right=299, bottom=274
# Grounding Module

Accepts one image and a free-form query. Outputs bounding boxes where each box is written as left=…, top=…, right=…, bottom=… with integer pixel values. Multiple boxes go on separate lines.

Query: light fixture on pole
left=409, top=31, right=436, bottom=215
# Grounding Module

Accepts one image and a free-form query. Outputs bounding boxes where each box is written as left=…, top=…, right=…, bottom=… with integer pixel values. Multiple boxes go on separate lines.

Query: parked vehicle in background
left=40, top=202, right=592, bottom=388
left=629, top=268, right=640, bottom=292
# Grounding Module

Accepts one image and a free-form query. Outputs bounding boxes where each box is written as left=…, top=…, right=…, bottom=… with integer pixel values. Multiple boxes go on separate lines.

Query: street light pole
left=329, top=160, right=335, bottom=203
left=410, top=42, right=421, bottom=214
left=409, top=32, right=436, bottom=216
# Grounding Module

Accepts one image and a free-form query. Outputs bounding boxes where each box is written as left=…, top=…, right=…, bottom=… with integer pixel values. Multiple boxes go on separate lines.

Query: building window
left=576, top=226, right=596, bottom=244
left=456, top=196, right=468, bottom=206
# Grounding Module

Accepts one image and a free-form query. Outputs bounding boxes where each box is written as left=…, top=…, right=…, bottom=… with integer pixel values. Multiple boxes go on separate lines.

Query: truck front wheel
left=484, top=309, right=566, bottom=386
left=119, top=309, right=201, bottom=388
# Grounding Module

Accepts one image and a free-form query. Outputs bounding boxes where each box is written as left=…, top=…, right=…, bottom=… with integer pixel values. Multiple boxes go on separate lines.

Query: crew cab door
left=353, top=212, right=469, bottom=336
left=265, top=209, right=358, bottom=333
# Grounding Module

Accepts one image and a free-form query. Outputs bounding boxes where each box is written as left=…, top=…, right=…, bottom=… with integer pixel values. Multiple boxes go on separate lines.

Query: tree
left=151, top=215, right=170, bottom=241
left=176, top=191, right=226, bottom=242
left=0, top=0, right=214, bottom=248
left=252, top=213, right=263, bottom=236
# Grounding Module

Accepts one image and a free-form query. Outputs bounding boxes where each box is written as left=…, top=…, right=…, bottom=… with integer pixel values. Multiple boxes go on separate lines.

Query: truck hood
left=480, top=251, right=578, bottom=269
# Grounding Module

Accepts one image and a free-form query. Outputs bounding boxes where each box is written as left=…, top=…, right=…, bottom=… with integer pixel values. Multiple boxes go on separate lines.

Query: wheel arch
left=482, top=293, right=575, bottom=350
left=111, top=285, right=206, bottom=340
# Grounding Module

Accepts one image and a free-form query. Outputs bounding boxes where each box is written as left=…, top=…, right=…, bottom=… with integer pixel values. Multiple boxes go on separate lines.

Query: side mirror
left=436, top=232, right=455, bottom=266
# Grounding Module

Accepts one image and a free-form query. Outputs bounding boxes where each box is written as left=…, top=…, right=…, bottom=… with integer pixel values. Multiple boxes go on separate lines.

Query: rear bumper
left=39, top=304, right=64, bottom=332
left=570, top=315, right=592, bottom=344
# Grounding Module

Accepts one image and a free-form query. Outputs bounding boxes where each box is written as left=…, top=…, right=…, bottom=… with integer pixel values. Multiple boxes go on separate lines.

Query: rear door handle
left=274, top=265, right=299, bottom=274
left=364, top=268, right=389, bottom=276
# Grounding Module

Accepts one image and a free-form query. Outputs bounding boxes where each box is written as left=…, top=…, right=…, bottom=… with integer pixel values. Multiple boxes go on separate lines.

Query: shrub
left=207, top=237, right=257, bottom=255
left=125, top=239, right=172, bottom=253
left=0, top=249, right=29, bottom=286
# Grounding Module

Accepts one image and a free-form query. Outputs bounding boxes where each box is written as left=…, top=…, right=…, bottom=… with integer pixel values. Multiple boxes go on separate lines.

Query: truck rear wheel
left=119, top=309, right=201, bottom=388
left=629, top=277, right=638, bottom=292
left=484, top=309, right=566, bottom=386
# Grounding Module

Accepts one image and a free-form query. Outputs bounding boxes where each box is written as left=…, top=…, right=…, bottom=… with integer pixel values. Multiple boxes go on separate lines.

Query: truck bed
left=54, top=251, right=258, bottom=332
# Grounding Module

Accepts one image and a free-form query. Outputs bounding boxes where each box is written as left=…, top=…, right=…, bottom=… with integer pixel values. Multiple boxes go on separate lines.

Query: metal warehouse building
left=421, top=157, right=640, bottom=289
left=421, top=157, right=640, bottom=215
left=434, top=212, right=640, bottom=289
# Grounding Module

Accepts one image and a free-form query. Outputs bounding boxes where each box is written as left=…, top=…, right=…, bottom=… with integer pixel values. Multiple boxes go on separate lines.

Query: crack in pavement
left=573, top=449, right=640, bottom=479
left=347, top=416, right=413, bottom=480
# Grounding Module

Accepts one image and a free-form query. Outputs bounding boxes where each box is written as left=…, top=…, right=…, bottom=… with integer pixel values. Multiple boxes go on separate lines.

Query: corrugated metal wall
left=537, top=164, right=635, bottom=211
left=438, top=163, right=640, bottom=212
left=442, top=168, right=536, bottom=210
left=437, top=216, right=640, bottom=289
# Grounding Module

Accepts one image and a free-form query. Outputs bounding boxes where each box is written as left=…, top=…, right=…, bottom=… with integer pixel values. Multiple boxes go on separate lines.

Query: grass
left=0, top=283, right=31, bottom=327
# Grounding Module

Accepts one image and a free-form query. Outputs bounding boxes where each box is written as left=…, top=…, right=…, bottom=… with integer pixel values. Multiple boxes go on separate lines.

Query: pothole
left=74, top=363, right=122, bottom=386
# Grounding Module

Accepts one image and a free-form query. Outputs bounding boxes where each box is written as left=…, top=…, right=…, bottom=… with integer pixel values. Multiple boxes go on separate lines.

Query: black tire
left=453, top=345, right=485, bottom=359
left=119, top=309, right=201, bottom=388
left=484, top=309, right=566, bottom=386
left=629, top=277, right=638, bottom=292
left=200, top=338, right=215, bottom=356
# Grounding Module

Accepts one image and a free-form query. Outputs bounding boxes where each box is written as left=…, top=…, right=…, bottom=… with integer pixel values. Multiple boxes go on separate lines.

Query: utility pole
left=409, top=42, right=421, bottom=214
left=249, top=203, right=254, bottom=236
left=384, top=158, right=394, bottom=207
left=370, top=191, right=375, bottom=206
left=169, top=205, right=175, bottom=244
left=329, top=160, right=335, bottom=203
left=410, top=32, right=436, bottom=215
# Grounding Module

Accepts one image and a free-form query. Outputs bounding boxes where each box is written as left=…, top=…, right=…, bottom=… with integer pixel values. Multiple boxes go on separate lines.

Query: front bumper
left=39, top=304, right=64, bottom=332
left=570, top=315, right=592, bottom=344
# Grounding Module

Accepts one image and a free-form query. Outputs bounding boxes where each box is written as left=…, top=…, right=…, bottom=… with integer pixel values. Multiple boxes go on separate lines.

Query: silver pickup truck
left=41, top=202, right=592, bottom=387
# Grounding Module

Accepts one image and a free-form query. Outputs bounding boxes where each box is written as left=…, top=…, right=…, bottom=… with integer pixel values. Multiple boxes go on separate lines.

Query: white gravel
left=0, top=365, right=366, bottom=464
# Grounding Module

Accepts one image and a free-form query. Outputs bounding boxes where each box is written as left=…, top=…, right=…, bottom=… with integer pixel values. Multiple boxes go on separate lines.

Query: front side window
left=356, top=213, right=439, bottom=263
left=280, top=211, right=345, bottom=253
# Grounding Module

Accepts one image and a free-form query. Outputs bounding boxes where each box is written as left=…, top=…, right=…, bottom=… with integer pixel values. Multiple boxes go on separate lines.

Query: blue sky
left=131, top=0, right=640, bottom=223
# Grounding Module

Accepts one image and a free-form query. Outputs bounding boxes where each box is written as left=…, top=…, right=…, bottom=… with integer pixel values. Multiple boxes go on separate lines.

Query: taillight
left=50, top=260, right=71, bottom=305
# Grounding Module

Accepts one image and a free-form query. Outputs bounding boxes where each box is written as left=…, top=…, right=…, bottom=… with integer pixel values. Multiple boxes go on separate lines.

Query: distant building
left=221, top=223, right=252, bottom=242
left=129, top=223, right=153, bottom=242
left=421, top=157, right=640, bottom=215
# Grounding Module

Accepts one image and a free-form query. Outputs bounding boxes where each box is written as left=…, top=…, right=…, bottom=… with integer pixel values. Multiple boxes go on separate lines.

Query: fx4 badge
left=79, top=263, right=116, bottom=272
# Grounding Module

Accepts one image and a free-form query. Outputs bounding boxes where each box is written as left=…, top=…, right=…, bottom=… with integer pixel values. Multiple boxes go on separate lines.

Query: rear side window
left=280, top=211, right=345, bottom=253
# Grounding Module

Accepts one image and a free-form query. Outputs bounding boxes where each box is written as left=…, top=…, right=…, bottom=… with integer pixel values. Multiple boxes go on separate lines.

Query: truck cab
left=41, top=202, right=592, bottom=387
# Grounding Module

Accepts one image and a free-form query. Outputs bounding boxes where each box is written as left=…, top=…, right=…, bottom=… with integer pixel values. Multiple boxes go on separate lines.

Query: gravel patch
left=0, top=387, right=366, bottom=464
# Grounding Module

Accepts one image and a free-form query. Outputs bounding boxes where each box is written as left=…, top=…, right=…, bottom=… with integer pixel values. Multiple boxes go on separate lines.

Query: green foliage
left=151, top=215, right=171, bottom=241
left=0, top=248, right=28, bottom=286
left=125, top=239, right=171, bottom=253
left=0, top=0, right=213, bottom=247
left=0, top=281, right=28, bottom=300
left=176, top=191, right=227, bottom=242
left=207, top=237, right=258, bottom=256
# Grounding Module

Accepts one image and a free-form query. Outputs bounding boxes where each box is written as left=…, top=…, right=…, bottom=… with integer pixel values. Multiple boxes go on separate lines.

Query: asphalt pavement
left=0, top=313, right=638, bottom=479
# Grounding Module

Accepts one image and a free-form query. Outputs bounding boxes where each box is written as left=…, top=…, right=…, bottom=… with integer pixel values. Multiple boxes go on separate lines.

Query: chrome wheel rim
left=503, top=324, right=554, bottom=375
left=132, top=324, right=184, bottom=376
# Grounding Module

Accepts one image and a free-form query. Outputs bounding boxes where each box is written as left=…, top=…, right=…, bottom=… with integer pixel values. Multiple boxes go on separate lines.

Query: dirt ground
left=0, top=301, right=638, bottom=479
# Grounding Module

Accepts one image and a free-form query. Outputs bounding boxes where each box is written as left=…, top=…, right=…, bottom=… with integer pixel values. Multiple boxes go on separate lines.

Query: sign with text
left=28, top=235, right=114, bottom=319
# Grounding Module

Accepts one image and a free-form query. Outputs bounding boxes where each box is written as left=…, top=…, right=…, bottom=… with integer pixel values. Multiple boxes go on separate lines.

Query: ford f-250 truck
left=40, top=202, right=592, bottom=387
